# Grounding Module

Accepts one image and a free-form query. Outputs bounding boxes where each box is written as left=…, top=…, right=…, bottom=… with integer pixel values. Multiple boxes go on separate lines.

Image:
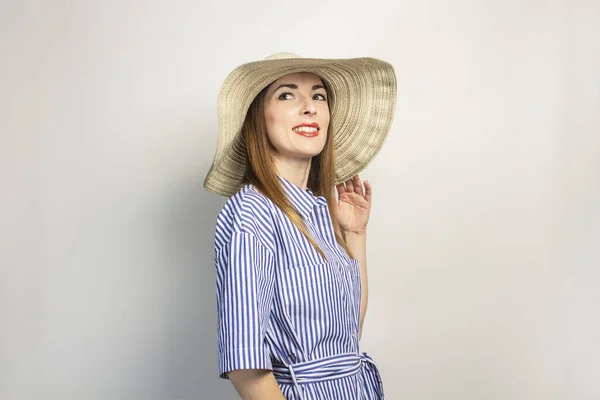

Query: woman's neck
left=273, top=156, right=312, bottom=191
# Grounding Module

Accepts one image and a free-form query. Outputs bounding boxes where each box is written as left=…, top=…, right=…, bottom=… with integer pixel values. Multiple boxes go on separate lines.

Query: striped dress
left=214, top=176, right=384, bottom=399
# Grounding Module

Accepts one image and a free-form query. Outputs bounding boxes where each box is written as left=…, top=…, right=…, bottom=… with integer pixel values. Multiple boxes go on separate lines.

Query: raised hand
left=335, top=175, right=372, bottom=236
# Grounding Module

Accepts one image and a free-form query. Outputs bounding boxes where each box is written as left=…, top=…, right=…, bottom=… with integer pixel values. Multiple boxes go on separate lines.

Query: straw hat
left=203, top=53, right=397, bottom=197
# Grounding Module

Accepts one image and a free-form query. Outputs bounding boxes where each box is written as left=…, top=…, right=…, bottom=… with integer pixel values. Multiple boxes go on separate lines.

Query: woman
left=204, top=53, right=397, bottom=399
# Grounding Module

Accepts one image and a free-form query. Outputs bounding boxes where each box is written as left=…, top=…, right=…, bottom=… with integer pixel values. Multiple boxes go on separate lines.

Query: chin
left=300, top=147, right=325, bottom=158
left=277, top=142, right=326, bottom=160
left=298, top=143, right=326, bottom=157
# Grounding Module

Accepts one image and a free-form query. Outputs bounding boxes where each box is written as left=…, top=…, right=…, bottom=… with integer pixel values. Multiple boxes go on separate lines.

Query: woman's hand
left=335, top=175, right=372, bottom=236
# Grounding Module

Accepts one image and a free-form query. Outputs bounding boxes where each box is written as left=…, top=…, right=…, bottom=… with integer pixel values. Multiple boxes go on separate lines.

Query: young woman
left=204, top=53, right=397, bottom=400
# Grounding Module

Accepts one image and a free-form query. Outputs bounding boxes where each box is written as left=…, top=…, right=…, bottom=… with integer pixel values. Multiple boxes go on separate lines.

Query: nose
left=301, top=97, right=317, bottom=116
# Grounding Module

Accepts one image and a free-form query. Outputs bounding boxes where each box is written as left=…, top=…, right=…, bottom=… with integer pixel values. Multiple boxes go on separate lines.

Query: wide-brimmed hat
left=203, top=53, right=397, bottom=197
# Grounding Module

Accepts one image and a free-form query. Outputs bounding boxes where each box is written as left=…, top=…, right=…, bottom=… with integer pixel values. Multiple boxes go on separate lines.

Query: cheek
left=264, top=111, right=278, bottom=141
left=321, top=114, right=330, bottom=140
left=320, top=106, right=331, bottom=126
left=264, top=107, right=287, bottom=132
left=264, top=110, right=275, bottom=129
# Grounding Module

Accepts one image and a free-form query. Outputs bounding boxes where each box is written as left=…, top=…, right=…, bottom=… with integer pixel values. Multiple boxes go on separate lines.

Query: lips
left=292, top=123, right=320, bottom=137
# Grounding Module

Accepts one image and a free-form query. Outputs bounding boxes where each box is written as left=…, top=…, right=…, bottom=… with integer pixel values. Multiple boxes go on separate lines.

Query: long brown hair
left=241, top=82, right=353, bottom=261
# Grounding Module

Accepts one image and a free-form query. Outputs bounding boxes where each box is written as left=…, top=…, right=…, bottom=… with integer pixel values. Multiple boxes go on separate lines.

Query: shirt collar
left=278, top=175, right=328, bottom=219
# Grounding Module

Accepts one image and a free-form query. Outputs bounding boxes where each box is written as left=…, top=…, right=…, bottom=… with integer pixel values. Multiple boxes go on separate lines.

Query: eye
left=278, top=92, right=294, bottom=100
left=314, top=93, right=327, bottom=101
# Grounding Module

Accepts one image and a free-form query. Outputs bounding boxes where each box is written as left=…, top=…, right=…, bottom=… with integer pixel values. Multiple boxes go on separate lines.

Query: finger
left=345, top=178, right=354, bottom=193
left=353, top=175, right=364, bottom=196
left=364, top=180, right=373, bottom=203
left=336, top=183, right=346, bottom=197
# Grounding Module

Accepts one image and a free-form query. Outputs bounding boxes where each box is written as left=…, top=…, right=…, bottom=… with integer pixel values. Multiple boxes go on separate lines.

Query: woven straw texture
left=204, top=54, right=397, bottom=197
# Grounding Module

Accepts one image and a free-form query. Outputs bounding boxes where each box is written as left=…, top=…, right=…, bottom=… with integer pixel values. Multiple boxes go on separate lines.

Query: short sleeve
left=215, top=231, right=276, bottom=379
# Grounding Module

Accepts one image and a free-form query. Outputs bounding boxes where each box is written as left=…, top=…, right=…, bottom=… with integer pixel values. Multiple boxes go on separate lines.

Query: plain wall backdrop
left=1, top=0, right=598, bottom=399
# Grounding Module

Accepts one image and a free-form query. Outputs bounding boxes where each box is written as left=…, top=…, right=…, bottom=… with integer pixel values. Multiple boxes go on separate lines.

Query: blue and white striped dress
left=214, top=176, right=384, bottom=399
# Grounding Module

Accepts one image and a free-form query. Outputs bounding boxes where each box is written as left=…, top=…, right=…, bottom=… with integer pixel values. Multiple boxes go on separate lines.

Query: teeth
left=293, top=126, right=318, bottom=133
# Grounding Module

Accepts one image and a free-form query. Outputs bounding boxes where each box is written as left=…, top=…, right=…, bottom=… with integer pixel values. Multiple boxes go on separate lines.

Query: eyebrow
left=272, top=83, right=325, bottom=92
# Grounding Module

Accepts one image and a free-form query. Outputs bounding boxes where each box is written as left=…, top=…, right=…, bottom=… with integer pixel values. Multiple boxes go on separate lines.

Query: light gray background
left=1, top=0, right=599, bottom=399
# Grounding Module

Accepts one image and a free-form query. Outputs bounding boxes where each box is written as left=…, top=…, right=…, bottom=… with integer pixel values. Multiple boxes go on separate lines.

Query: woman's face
left=263, top=72, right=330, bottom=164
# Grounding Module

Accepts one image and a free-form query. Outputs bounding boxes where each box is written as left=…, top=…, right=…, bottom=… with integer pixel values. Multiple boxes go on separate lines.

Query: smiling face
left=263, top=72, right=330, bottom=166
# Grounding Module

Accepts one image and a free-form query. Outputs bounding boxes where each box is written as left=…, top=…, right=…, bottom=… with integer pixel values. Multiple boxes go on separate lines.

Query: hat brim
left=204, top=56, right=397, bottom=197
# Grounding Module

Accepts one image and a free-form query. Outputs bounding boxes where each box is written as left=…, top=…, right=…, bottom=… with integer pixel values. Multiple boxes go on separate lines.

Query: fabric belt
left=272, top=352, right=384, bottom=399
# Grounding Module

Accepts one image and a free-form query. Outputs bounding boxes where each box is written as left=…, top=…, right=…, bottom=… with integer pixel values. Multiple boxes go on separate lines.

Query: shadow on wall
left=155, top=165, right=238, bottom=400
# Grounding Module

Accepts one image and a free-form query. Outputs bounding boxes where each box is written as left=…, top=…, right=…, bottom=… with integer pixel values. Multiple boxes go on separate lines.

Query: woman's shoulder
left=220, top=184, right=272, bottom=219
left=215, top=184, right=276, bottom=245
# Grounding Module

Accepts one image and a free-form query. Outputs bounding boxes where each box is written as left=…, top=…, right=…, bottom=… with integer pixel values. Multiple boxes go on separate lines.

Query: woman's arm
left=228, top=369, right=286, bottom=400
left=344, top=231, right=368, bottom=339
left=336, top=175, right=373, bottom=340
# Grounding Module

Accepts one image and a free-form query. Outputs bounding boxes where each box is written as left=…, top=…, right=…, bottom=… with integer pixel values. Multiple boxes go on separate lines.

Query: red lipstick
left=292, top=122, right=320, bottom=137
